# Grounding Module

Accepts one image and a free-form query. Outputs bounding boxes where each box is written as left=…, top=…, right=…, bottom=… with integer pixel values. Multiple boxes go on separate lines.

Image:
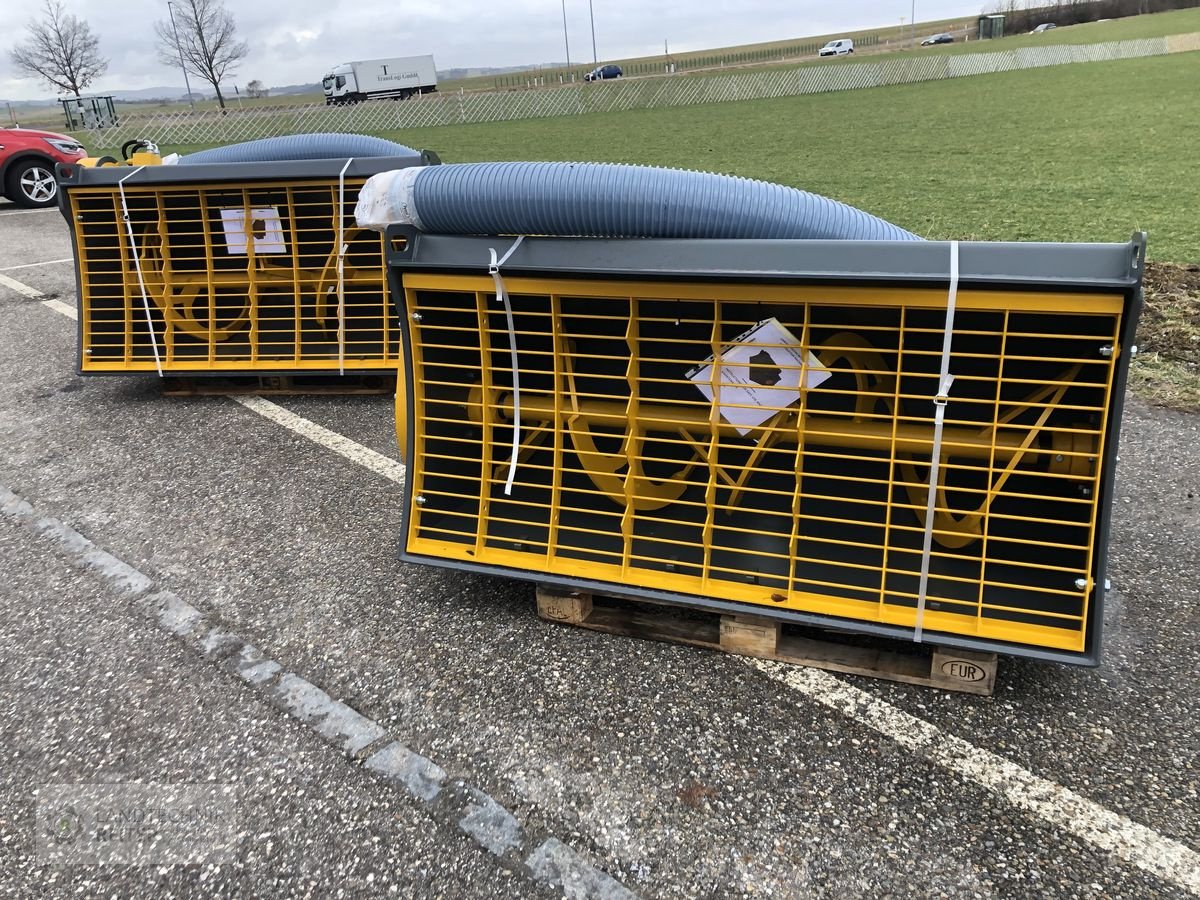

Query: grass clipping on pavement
left=1133, top=262, right=1200, bottom=411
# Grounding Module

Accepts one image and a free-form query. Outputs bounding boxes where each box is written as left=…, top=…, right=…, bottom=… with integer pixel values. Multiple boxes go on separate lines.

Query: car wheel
left=6, top=159, right=58, bottom=208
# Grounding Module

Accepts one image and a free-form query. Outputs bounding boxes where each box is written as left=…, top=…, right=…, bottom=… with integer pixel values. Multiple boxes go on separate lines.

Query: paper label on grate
left=686, top=317, right=830, bottom=436
left=219, top=207, right=287, bottom=255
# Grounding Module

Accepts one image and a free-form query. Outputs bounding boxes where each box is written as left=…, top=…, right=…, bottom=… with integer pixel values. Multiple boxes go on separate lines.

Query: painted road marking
left=30, top=275, right=1200, bottom=895
left=231, top=396, right=405, bottom=485
left=746, top=659, right=1200, bottom=894
left=42, top=298, right=77, bottom=320
left=0, top=206, right=57, bottom=217
left=0, top=257, right=72, bottom=271
left=35, top=296, right=401, bottom=480
left=0, top=483, right=632, bottom=899
left=0, top=271, right=45, bottom=298
left=0, top=271, right=76, bottom=320
left=364, top=741, right=447, bottom=803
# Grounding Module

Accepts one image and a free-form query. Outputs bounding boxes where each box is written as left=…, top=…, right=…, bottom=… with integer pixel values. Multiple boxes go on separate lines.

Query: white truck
left=322, top=56, right=438, bottom=104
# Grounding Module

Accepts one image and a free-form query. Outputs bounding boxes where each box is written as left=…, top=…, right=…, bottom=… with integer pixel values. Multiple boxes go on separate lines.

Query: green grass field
left=376, top=51, right=1198, bottom=264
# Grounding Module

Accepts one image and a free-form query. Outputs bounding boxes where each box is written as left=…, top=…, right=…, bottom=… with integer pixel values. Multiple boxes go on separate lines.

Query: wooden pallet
left=161, top=372, right=396, bottom=397
left=536, top=587, right=997, bottom=696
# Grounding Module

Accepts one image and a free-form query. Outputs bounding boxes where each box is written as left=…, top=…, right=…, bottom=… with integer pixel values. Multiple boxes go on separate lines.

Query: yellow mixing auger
left=468, top=332, right=1092, bottom=550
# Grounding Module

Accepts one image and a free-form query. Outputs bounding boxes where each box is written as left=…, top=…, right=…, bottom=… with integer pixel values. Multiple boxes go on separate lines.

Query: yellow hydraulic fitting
left=79, top=139, right=163, bottom=167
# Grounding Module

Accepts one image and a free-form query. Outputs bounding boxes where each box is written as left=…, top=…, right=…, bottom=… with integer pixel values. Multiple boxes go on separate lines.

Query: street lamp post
left=561, top=0, right=571, bottom=70
left=588, top=0, right=597, bottom=64
left=167, top=1, right=196, bottom=109
left=911, top=0, right=917, bottom=47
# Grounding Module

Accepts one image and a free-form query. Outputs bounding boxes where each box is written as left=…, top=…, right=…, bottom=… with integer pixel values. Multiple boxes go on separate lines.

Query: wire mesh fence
left=85, top=36, right=1173, bottom=150
left=488, top=34, right=889, bottom=87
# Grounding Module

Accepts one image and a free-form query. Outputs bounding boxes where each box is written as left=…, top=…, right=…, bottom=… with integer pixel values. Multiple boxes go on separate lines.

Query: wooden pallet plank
left=161, top=372, right=395, bottom=397
left=535, top=586, right=997, bottom=695
left=929, top=648, right=997, bottom=695
left=535, top=588, right=592, bottom=624
left=720, top=616, right=780, bottom=656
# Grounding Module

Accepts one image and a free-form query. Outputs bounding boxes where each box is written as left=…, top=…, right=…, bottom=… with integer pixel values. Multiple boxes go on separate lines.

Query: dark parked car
left=0, top=126, right=86, bottom=208
left=920, top=33, right=955, bottom=45
left=584, top=64, right=623, bottom=81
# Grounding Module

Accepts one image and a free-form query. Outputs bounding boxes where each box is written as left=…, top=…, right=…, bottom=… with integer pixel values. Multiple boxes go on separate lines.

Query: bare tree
left=155, top=0, right=248, bottom=110
left=245, top=79, right=268, bottom=99
left=10, top=0, right=109, bottom=97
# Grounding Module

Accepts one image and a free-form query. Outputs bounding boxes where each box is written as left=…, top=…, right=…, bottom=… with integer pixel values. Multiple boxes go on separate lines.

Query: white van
left=819, top=39, right=855, bottom=57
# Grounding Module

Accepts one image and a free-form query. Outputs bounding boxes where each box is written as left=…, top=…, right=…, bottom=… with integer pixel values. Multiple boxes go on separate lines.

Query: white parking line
left=0, top=207, right=57, bottom=217
left=31, top=280, right=1200, bottom=895
left=42, top=298, right=77, bottom=320
left=747, top=659, right=1200, bottom=894
left=0, top=257, right=73, bottom=271
left=27, top=287, right=400, bottom=481
left=230, top=396, right=405, bottom=485
left=0, top=271, right=45, bottom=298
left=0, top=270, right=76, bottom=320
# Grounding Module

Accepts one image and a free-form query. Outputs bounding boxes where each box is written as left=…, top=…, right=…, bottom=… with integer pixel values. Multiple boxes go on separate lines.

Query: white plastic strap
left=336, top=158, right=354, bottom=375
left=488, top=235, right=526, bottom=496
left=117, top=166, right=162, bottom=377
left=913, top=240, right=959, bottom=644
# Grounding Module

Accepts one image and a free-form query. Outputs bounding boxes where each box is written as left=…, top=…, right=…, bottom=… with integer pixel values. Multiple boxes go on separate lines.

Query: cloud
left=1, top=0, right=985, bottom=100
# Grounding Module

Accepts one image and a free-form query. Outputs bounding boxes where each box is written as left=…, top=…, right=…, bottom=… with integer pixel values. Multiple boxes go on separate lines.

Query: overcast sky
left=2, top=0, right=986, bottom=101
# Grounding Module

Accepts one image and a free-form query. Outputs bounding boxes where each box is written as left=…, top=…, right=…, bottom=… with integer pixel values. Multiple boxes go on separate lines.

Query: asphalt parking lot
left=1, top=197, right=1198, bottom=898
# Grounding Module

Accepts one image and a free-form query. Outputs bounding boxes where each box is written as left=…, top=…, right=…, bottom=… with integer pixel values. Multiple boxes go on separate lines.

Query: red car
left=0, top=126, right=87, bottom=208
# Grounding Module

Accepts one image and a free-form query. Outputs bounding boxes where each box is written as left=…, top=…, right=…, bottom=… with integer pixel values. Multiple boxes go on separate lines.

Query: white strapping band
left=488, top=235, right=526, bottom=496
left=117, top=166, right=163, bottom=376
left=336, top=158, right=354, bottom=376
left=913, top=240, right=959, bottom=643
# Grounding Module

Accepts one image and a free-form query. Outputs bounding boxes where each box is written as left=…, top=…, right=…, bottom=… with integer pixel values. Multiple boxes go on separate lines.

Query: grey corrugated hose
left=178, top=133, right=420, bottom=164
left=408, top=161, right=920, bottom=241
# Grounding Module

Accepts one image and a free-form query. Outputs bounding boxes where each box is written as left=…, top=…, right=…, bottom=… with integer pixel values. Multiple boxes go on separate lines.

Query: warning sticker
left=219, top=207, right=287, bottom=255
left=686, top=317, right=831, bottom=436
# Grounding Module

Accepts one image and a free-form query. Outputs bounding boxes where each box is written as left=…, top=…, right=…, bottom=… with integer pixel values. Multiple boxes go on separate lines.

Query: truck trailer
left=322, top=56, right=438, bottom=104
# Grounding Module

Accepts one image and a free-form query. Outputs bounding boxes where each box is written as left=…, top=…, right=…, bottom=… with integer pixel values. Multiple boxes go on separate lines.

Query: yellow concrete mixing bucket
left=386, top=230, right=1144, bottom=664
